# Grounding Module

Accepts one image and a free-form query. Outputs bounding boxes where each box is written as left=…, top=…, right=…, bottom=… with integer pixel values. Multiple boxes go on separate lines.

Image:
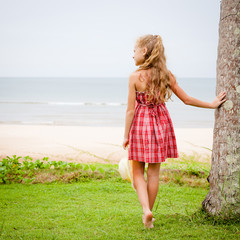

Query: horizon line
left=0, top=76, right=216, bottom=79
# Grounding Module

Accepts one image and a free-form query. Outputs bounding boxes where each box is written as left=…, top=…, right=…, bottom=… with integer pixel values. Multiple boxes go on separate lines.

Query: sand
left=0, top=125, right=213, bottom=163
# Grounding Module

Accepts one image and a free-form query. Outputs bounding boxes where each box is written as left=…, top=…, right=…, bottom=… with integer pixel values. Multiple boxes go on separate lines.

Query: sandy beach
left=0, top=125, right=213, bottom=163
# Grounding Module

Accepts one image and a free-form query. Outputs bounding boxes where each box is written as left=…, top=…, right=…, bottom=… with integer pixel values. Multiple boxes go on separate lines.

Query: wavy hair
left=136, top=34, right=172, bottom=104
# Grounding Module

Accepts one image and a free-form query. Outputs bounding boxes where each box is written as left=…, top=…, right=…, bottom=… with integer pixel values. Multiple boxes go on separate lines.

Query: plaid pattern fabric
left=128, top=91, right=178, bottom=163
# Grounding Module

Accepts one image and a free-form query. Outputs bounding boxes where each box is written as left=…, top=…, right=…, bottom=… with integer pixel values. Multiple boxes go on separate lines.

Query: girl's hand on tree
left=211, top=91, right=227, bottom=108
left=123, top=138, right=129, bottom=149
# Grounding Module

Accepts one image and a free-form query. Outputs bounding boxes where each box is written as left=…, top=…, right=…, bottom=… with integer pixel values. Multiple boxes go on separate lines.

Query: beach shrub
left=0, top=155, right=120, bottom=184
left=0, top=154, right=211, bottom=186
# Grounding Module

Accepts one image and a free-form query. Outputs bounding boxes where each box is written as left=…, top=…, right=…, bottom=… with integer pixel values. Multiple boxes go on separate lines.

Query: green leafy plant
left=0, top=153, right=212, bottom=186
left=0, top=155, right=120, bottom=184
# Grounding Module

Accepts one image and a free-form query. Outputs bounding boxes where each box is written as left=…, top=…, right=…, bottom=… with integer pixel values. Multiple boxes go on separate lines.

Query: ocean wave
left=0, top=101, right=127, bottom=106
left=0, top=101, right=47, bottom=105
left=21, top=121, right=55, bottom=125
left=0, top=120, right=55, bottom=125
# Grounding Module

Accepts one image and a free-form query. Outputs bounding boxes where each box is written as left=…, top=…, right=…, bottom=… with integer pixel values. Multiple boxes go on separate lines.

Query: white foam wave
left=0, top=101, right=126, bottom=106
left=48, top=102, right=85, bottom=106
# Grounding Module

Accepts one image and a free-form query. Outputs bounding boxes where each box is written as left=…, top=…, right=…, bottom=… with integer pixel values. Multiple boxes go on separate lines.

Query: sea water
left=0, top=77, right=216, bottom=128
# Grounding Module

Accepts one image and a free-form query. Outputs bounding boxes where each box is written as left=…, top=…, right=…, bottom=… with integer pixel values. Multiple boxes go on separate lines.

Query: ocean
left=0, top=77, right=216, bottom=128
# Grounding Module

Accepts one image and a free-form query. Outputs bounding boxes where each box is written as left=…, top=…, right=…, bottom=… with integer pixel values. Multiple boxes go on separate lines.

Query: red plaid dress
left=128, top=91, right=179, bottom=163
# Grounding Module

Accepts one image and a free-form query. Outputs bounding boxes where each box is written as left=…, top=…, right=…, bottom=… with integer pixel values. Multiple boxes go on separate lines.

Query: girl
left=122, top=34, right=226, bottom=229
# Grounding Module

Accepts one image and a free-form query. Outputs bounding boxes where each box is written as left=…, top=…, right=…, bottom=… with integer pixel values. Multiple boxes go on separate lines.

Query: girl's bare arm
left=123, top=73, right=137, bottom=149
left=169, top=72, right=226, bottom=109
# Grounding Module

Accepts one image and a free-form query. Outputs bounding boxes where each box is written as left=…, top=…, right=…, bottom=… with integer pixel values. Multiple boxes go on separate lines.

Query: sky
left=0, top=0, right=221, bottom=78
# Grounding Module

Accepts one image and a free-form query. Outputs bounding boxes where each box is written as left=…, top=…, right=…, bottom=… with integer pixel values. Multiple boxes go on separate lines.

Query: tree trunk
left=202, top=0, right=240, bottom=217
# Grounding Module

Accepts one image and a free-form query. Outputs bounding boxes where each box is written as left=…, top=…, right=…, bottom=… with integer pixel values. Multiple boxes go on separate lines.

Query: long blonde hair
left=136, top=34, right=172, bottom=104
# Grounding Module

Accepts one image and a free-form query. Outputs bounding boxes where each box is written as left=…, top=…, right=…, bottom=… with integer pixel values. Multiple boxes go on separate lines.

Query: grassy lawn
left=0, top=179, right=239, bottom=240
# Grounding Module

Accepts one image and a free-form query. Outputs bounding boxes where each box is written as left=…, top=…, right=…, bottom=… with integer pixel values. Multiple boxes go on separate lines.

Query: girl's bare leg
left=147, top=163, right=161, bottom=211
left=132, top=160, right=153, bottom=228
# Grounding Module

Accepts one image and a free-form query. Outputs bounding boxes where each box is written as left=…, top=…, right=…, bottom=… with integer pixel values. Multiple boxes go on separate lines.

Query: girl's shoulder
left=131, top=69, right=151, bottom=80
left=130, top=70, right=140, bottom=77
left=137, top=69, right=151, bottom=83
left=128, top=71, right=140, bottom=83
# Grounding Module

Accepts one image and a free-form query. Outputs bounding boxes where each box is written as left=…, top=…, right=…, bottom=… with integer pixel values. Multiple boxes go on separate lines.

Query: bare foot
left=142, top=215, right=155, bottom=224
left=142, top=215, right=155, bottom=223
left=142, top=211, right=154, bottom=229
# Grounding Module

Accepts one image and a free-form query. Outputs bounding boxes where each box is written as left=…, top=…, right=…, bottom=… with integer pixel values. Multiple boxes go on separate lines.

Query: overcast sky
left=0, top=0, right=221, bottom=78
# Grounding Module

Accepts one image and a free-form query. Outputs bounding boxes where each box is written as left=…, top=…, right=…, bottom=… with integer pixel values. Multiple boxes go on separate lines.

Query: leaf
left=84, top=165, right=90, bottom=171
left=0, top=167, right=6, bottom=171
left=44, top=164, right=51, bottom=169
left=42, top=157, right=49, bottom=161
left=23, top=156, right=32, bottom=161
left=90, top=165, right=96, bottom=172
left=97, top=168, right=105, bottom=174
left=76, top=164, right=82, bottom=169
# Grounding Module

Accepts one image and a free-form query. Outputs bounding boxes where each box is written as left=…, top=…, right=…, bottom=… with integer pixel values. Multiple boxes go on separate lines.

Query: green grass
left=0, top=180, right=239, bottom=240
left=0, top=154, right=239, bottom=239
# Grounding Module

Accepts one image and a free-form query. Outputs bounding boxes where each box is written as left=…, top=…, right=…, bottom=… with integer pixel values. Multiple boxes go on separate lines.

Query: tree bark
left=202, top=0, right=240, bottom=217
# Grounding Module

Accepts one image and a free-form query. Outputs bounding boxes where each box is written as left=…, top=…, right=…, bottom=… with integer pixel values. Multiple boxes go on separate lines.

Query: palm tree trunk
left=202, top=0, right=240, bottom=217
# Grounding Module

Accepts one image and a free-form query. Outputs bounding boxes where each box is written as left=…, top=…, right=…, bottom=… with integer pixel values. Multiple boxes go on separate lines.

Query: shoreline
left=0, top=124, right=213, bottom=163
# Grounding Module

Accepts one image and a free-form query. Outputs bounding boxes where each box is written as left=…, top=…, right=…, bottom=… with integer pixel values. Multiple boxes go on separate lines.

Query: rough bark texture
left=202, top=0, right=240, bottom=217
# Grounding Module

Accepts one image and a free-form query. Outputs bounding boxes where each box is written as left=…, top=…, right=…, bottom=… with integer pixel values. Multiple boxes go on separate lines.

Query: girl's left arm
left=169, top=72, right=226, bottom=109
left=123, top=73, right=137, bottom=149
